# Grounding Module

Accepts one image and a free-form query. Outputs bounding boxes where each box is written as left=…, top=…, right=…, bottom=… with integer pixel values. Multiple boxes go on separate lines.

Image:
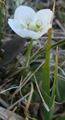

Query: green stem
left=26, top=40, right=33, bottom=67
left=42, top=29, right=52, bottom=95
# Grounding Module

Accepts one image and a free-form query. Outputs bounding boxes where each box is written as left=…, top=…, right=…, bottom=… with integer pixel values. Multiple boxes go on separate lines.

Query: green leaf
left=31, top=29, right=55, bottom=119
left=56, top=75, right=65, bottom=102
left=38, top=29, right=53, bottom=120
left=44, top=46, right=58, bottom=120
left=52, top=46, right=58, bottom=101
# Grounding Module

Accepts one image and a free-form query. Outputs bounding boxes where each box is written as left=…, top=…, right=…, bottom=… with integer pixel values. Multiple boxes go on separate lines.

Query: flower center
left=25, top=20, right=43, bottom=32
left=35, top=21, right=42, bottom=32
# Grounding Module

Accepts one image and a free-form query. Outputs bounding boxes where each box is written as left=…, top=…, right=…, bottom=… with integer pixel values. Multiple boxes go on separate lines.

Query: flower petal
left=8, top=19, right=42, bottom=39
left=36, top=9, right=53, bottom=28
left=14, top=5, right=36, bottom=24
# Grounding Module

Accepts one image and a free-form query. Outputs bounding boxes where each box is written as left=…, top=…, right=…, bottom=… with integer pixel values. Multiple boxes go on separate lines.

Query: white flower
left=8, top=5, right=53, bottom=40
